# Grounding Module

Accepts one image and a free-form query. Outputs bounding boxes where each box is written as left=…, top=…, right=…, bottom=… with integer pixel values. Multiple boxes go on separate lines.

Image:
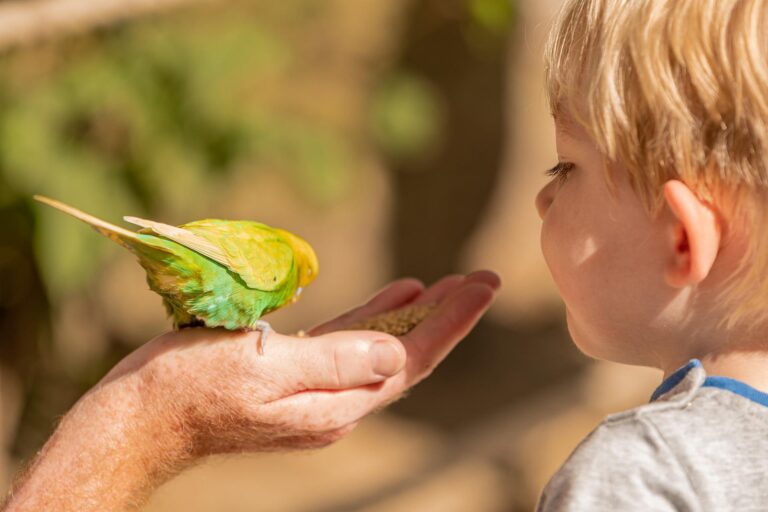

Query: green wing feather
left=181, top=219, right=295, bottom=291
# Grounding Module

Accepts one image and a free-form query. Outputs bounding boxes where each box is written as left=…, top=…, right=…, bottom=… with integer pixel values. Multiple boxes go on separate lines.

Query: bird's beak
left=291, top=287, right=303, bottom=303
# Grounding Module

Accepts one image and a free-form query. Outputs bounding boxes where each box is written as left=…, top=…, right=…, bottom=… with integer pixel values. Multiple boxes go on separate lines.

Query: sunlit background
left=0, top=1, right=661, bottom=510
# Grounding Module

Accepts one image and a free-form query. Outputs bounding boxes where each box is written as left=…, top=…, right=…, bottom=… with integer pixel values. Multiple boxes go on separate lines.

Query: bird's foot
left=250, top=320, right=273, bottom=355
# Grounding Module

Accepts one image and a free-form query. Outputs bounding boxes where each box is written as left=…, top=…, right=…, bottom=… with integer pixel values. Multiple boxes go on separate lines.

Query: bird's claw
left=252, top=320, right=273, bottom=355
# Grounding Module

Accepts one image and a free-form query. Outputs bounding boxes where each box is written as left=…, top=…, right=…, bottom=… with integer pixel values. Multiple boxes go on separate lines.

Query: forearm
left=2, top=368, right=189, bottom=512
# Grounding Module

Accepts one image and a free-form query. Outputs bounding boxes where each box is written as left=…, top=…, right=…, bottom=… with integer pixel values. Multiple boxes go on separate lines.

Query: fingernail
left=370, top=340, right=404, bottom=377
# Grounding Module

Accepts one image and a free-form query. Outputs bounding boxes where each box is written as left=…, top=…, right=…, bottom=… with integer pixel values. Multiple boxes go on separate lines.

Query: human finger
left=264, top=331, right=406, bottom=392
left=407, top=274, right=465, bottom=306
left=403, top=282, right=495, bottom=380
left=464, top=269, right=502, bottom=291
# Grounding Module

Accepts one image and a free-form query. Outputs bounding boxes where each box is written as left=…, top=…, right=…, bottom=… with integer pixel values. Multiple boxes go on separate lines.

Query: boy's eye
left=544, top=161, right=575, bottom=182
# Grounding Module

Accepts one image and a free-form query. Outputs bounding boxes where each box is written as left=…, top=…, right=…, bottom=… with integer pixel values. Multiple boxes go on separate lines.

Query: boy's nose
left=535, top=181, right=555, bottom=220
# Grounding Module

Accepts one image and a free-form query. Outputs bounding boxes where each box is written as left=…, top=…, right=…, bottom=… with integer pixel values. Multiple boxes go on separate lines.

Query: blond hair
left=545, top=0, right=768, bottom=332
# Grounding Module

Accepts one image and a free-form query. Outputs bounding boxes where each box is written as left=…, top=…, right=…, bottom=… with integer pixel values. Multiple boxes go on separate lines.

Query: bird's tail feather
left=33, top=195, right=142, bottom=250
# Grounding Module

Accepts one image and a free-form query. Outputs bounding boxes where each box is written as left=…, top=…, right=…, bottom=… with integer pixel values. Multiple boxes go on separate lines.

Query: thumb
left=274, top=331, right=406, bottom=391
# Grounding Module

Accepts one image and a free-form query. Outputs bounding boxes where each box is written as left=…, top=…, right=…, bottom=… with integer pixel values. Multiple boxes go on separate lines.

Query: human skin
left=2, top=270, right=500, bottom=512
left=535, top=114, right=768, bottom=389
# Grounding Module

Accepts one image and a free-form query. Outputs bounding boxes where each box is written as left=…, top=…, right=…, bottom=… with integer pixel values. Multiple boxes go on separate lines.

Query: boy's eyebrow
left=552, top=109, right=584, bottom=142
left=555, top=118, right=578, bottom=141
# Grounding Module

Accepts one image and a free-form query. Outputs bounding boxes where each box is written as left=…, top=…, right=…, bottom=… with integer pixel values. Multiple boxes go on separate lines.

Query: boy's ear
left=662, top=180, right=722, bottom=288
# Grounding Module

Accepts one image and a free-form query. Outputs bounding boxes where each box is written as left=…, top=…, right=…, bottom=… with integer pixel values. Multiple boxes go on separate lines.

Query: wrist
left=5, top=358, right=192, bottom=512
left=100, top=334, right=200, bottom=463
left=126, top=333, right=257, bottom=460
left=119, top=347, right=197, bottom=471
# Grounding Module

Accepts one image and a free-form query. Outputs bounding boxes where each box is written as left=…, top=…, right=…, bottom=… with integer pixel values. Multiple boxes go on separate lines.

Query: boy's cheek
left=541, top=219, right=616, bottom=317
left=541, top=214, right=592, bottom=281
left=541, top=220, right=625, bottom=359
left=540, top=215, right=573, bottom=282
left=539, top=217, right=560, bottom=280
left=540, top=219, right=584, bottom=310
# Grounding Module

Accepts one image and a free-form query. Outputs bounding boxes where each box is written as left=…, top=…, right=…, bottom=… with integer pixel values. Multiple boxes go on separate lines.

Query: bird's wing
left=179, top=220, right=294, bottom=292
left=123, top=216, right=230, bottom=266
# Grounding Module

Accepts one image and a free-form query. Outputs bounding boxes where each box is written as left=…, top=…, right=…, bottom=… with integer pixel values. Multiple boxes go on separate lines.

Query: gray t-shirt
left=536, top=360, right=768, bottom=511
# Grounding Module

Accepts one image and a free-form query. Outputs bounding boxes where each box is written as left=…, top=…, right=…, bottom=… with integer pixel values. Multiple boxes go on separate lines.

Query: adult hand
left=3, top=270, right=499, bottom=512
left=120, top=269, right=500, bottom=454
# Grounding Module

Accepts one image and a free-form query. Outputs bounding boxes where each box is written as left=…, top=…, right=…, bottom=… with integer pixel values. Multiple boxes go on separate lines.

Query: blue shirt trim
left=650, top=358, right=768, bottom=408
left=651, top=359, right=702, bottom=402
left=702, top=376, right=768, bottom=408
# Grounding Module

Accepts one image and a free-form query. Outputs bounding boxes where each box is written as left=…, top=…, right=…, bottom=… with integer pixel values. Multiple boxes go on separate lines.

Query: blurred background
left=0, top=0, right=661, bottom=510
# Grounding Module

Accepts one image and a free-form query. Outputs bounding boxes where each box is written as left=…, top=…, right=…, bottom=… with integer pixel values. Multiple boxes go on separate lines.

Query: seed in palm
left=346, top=302, right=437, bottom=336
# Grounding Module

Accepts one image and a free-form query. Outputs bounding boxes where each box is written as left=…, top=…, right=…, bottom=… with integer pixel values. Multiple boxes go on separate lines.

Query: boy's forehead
left=554, top=113, right=585, bottom=142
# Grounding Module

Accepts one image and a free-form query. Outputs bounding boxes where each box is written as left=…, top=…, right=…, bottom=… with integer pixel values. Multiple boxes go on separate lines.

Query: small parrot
left=34, top=195, right=319, bottom=354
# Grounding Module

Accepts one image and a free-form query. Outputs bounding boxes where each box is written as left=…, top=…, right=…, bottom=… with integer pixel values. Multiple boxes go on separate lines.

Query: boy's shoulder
left=536, top=399, right=699, bottom=511
left=537, top=360, right=768, bottom=511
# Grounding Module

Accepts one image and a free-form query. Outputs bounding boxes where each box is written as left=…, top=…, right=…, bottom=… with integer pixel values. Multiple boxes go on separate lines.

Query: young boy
left=535, top=0, right=768, bottom=509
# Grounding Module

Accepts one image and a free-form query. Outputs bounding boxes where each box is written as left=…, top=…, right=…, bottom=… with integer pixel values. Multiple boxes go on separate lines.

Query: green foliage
left=370, top=72, right=444, bottom=162
left=0, top=5, right=352, bottom=299
left=467, top=0, right=515, bottom=36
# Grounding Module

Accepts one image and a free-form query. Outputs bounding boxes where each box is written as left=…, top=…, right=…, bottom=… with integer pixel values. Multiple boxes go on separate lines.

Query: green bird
left=34, top=195, right=319, bottom=354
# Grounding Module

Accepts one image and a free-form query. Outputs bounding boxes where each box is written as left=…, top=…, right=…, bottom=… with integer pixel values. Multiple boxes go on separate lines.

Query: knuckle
left=348, top=338, right=372, bottom=358
left=333, top=339, right=370, bottom=387
left=331, top=345, right=346, bottom=388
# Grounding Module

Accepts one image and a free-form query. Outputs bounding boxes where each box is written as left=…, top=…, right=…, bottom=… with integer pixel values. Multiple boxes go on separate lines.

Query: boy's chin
left=564, top=308, right=597, bottom=357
